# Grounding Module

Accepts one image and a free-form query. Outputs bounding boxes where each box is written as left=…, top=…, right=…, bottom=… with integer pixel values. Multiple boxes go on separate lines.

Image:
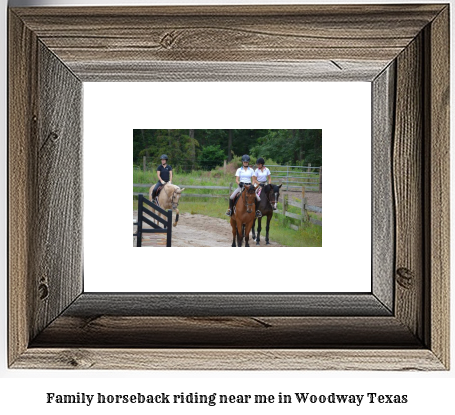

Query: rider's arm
left=236, top=175, right=240, bottom=185
left=169, top=170, right=173, bottom=184
left=157, top=171, right=163, bottom=184
left=268, top=174, right=272, bottom=184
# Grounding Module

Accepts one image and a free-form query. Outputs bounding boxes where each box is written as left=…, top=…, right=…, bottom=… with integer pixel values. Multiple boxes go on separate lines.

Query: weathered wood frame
left=8, top=5, right=449, bottom=370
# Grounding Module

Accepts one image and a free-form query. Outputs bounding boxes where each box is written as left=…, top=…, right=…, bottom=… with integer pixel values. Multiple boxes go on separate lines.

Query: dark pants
left=152, top=181, right=164, bottom=200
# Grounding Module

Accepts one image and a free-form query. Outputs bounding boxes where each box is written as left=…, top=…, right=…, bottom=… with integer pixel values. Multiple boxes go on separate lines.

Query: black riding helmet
left=256, top=157, right=265, bottom=165
left=241, top=155, right=250, bottom=162
left=160, top=154, right=168, bottom=160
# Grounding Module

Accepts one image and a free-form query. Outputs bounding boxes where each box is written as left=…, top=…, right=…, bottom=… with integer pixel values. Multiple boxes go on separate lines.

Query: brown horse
left=230, top=184, right=256, bottom=247
left=148, top=183, right=185, bottom=227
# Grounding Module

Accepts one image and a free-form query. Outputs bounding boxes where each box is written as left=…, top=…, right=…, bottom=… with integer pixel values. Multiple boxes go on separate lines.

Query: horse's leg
left=265, top=213, right=272, bottom=244
left=230, top=218, right=236, bottom=247
left=173, top=207, right=179, bottom=227
left=245, top=222, right=253, bottom=247
left=256, top=217, right=262, bottom=245
left=237, top=223, right=243, bottom=247
left=252, top=218, right=256, bottom=241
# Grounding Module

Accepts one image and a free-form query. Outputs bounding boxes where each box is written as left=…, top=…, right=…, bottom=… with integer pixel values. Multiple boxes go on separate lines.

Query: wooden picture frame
left=9, top=4, right=449, bottom=370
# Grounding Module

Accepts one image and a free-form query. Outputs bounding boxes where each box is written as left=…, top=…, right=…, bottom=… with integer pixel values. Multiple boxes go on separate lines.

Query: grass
left=133, top=165, right=322, bottom=247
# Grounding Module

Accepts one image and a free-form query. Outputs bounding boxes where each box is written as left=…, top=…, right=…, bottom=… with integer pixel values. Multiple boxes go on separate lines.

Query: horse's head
left=170, top=186, right=185, bottom=210
left=266, top=183, right=282, bottom=210
left=243, top=184, right=256, bottom=213
left=164, top=184, right=185, bottom=227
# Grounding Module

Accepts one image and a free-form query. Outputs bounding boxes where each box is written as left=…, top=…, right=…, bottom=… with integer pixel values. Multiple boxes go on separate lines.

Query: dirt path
left=133, top=211, right=284, bottom=247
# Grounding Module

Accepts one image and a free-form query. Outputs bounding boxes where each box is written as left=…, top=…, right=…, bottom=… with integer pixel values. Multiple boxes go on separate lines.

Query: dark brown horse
left=230, top=184, right=256, bottom=247
left=252, top=183, right=282, bottom=245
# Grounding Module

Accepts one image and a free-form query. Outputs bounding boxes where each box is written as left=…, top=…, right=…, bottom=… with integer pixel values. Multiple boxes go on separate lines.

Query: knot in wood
left=396, top=267, right=414, bottom=289
left=160, top=31, right=180, bottom=49
left=38, top=282, right=49, bottom=300
left=48, top=132, right=59, bottom=142
left=60, top=350, right=94, bottom=369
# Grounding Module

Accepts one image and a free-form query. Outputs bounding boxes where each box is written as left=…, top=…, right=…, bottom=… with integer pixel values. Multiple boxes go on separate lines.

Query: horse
left=252, top=183, right=282, bottom=245
left=148, top=183, right=185, bottom=227
left=230, top=184, right=257, bottom=247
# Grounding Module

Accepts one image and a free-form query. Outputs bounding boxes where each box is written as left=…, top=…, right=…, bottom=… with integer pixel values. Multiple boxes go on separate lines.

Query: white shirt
left=235, top=166, right=255, bottom=183
left=254, top=167, right=271, bottom=182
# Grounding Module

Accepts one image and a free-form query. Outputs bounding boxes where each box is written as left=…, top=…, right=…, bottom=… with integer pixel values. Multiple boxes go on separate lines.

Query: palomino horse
left=230, top=184, right=256, bottom=247
left=252, top=183, right=282, bottom=245
left=148, top=183, right=185, bottom=227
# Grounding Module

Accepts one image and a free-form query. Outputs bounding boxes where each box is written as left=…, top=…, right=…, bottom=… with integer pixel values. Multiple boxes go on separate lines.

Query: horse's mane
left=265, top=183, right=281, bottom=192
left=245, top=184, right=256, bottom=194
left=164, top=183, right=180, bottom=197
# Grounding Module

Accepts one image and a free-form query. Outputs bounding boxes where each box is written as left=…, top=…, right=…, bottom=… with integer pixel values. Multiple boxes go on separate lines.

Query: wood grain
left=372, top=63, right=395, bottom=312
left=52, top=293, right=392, bottom=317
left=70, top=61, right=389, bottom=83
left=13, top=349, right=445, bottom=371
left=393, top=34, right=424, bottom=340
left=31, top=316, right=420, bottom=348
left=426, top=6, right=450, bottom=369
left=11, top=5, right=444, bottom=81
left=32, top=42, right=84, bottom=339
left=8, top=11, right=39, bottom=366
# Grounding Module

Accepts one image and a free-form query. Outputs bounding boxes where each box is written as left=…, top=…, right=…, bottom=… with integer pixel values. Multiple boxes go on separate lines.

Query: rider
left=253, top=157, right=272, bottom=187
left=225, top=154, right=261, bottom=217
left=151, top=154, right=173, bottom=202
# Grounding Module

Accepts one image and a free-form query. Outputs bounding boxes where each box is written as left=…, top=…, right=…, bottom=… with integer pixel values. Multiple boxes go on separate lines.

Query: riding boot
left=226, top=198, right=234, bottom=216
left=255, top=200, right=262, bottom=218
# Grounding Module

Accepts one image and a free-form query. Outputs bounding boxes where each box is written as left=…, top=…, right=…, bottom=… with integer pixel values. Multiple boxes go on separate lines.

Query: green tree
left=198, top=144, right=225, bottom=170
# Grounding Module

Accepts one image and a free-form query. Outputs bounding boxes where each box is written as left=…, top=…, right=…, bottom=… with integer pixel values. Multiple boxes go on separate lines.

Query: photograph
left=133, top=129, right=322, bottom=248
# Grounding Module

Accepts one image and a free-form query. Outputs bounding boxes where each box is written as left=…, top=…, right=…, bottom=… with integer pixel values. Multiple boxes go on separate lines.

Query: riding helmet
left=256, top=157, right=265, bottom=165
left=160, top=154, right=169, bottom=160
left=241, top=155, right=250, bottom=162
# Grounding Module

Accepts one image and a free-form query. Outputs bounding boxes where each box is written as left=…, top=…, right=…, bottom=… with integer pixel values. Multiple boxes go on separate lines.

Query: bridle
left=266, top=186, right=279, bottom=209
left=243, top=187, right=256, bottom=213
left=170, top=188, right=180, bottom=210
left=164, top=184, right=179, bottom=210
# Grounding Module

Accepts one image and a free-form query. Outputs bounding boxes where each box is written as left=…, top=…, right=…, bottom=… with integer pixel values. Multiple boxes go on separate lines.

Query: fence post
left=283, top=194, right=287, bottom=218
left=307, top=162, right=312, bottom=172
left=286, top=165, right=289, bottom=191
left=166, top=209, right=172, bottom=247
left=319, top=166, right=322, bottom=192
left=137, top=194, right=143, bottom=247
left=143, top=156, right=147, bottom=172
left=302, top=196, right=309, bottom=224
left=224, top=159, right=227, bottom=174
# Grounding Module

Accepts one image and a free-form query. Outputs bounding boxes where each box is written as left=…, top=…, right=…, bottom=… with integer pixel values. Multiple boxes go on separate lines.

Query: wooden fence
left=134, top=194, right=172, bottom=247
left=133, top=184, right=322, bottom=229
left=275, top=194, right=322, bottom=229
left=267, top=164, right=322, bottom=192
left=133, top=183, right=233, bottom=198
